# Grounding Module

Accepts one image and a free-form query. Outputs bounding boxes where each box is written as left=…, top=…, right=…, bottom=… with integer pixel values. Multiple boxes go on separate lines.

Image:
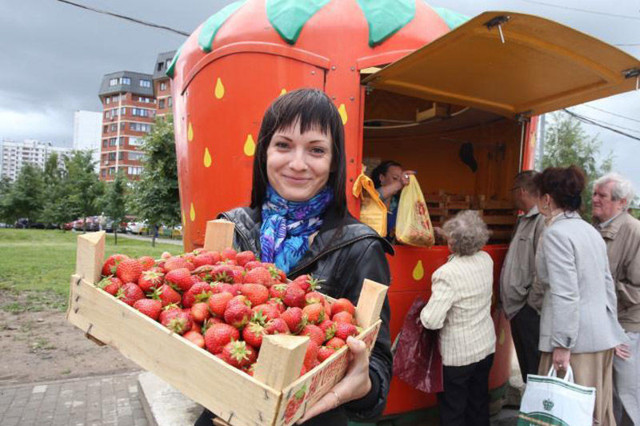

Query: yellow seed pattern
left=215, top=78, right=225, bottom=99
left=338, top=104, right=348, bottom=125
left=280, top=88, right=287, bottom=96
left=187, top=122, right=194, bottom=142
left=412, top=260, right=425, bottom=281
left=244, top=134, right=256, bottom=157
left=203, top=147, right=212, bottom=167
left=190, top=203, right=196, bottom=222
left=182, top=210, right=186, bottom=227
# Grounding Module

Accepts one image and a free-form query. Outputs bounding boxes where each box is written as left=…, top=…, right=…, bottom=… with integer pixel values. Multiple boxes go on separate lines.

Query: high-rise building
left=73, top=110, right=103, bottom=171
left=153, top=51, right=175, bottom=117
left=0, top=139, right=70, bottom=181
left=98, top=71, right=156, bottom=182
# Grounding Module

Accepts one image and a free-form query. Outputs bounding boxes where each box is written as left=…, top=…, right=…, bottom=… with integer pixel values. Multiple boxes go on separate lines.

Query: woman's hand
left=400, top=170, right=416, bottom=186
left=552, top=347, right=571, bottom=372
left=614, top=344, right=631, bottom=360
left=296, top=337, right=371, bottom=424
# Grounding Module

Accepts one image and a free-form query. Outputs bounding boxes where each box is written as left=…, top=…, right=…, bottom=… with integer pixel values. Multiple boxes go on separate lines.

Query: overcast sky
left=3, top=0, right=639, bottom=190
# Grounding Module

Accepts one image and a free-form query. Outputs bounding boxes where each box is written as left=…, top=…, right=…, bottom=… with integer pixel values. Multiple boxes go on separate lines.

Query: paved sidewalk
left=115, top=233, right=183, bottom=247
left=0, top=372, right=148, bottom=426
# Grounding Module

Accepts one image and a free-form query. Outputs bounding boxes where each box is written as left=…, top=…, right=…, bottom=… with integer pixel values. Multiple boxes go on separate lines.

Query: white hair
left=594, top=172, right=636, bottom=207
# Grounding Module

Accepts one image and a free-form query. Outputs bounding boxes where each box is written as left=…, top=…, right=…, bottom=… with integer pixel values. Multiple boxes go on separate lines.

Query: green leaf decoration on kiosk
left=356, top=0, right=415, bottom=46
left=198, top=1, right=246, bottom=53
left=266, top=0, right=330, bottom=45
left=432, top=6, right=470, bottom=30
left=166, top=43, right=183, bottom=79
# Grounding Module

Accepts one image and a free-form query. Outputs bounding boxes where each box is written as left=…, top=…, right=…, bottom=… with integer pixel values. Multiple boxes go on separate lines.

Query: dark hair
left=533, top=165, right=586, bottom=211
left=371, top=160, right=402, bottom=188
left=513, top=170, right=540, bottom=196
left=250, top=88, right=347, bottom=217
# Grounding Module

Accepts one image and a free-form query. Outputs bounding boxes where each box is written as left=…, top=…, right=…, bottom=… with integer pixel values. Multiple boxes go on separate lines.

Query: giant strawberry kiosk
left=168, top=0, right=640, bottom=422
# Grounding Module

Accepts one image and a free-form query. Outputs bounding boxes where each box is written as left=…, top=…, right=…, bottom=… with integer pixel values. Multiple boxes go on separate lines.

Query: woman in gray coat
left=534, top=166, right=627, bottom=425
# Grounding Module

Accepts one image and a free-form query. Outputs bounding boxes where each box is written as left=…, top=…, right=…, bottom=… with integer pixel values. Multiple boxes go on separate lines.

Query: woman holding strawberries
left=195, top=89, right=393, bottom=426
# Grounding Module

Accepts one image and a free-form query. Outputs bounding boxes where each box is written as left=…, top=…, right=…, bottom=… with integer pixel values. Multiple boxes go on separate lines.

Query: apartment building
left=0, top=139, right=70, bottom=181
left=153, top=51, right=175, bottom=117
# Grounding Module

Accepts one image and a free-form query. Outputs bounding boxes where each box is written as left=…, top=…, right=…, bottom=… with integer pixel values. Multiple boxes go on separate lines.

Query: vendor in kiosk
left=370, top=161, right=414, bottom=241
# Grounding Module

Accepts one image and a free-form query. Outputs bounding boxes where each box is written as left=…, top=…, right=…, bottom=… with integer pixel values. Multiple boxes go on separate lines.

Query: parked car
left=14, top=218, right=29, bottom=229
left=62, top=221, right=74, bottom=231
left=127, top=220, right=149, bottom=235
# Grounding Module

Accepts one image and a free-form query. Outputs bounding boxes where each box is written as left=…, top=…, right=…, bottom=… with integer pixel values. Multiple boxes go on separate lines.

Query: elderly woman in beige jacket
left=421, top=210, right=496, bottom=426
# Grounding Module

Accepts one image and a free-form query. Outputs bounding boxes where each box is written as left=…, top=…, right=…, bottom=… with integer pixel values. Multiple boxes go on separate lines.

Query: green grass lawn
left=0, top=229, right=182, bottom=312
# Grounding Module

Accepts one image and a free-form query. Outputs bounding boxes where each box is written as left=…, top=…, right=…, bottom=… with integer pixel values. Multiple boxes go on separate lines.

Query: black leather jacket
left=222, top=206, right=394, bottom=423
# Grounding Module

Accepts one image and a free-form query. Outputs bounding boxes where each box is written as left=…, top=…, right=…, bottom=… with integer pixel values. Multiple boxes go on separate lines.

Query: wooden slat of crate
left=483, top=215, right=518, bottom=226
left=67, top=276, right=281, bottom=426
left=489, top=229, right=513, bottom=241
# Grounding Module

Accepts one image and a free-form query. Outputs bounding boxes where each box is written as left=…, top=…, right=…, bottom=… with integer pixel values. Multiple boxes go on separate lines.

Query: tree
left=131, top=115, right=181, bottom=247
left=64, top=151, right=105, bottom=232
left=0, top=176, right=13, bottom=223
left=103, top=171, right=128, bottom=244
left=541, top=112, right=612, bottom=219
left=3, top=164, right=46, bottom=224
left=40, top=152, right=75, bottom=228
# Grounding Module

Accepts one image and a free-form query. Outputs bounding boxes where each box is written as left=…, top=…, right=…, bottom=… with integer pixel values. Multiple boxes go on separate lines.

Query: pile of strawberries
left=98, top=247, right=360, bottom=377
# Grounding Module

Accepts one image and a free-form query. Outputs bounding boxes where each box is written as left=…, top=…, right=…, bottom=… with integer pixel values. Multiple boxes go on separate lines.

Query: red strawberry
left=292, top=274, right=322, bottom=293
left=183, top=330, right=205, bottom=348
left=152, top=284, right=182, bottom=307
left=269, top=266, right=287, bottom=284
left=302, top=304, right=325, bottom=325
left=235, top=251, right=256, bottom=267
left=191, top=322, right=202, bottom=334
left=211, top=282, right=235, bottom=295
left=101, top=254, right=129, bottom=276
left=204, top=323, right=239, bottom=354
left=305, top=291, right=324, bottom=305
left=267, top=298, right=286, bottom=314
left=159, top=304, right=181, bottom=323
left=240, top=284, right=270, bottom=306
left=190, top=302, right=211, bottom=323
left=334, top=323, right=358, bottom=340
left=281, top=307, right=307, bottom=334
left=269, top=283, right=288, bottom=300
left=208, top=292, right=234, bottom=318
left=224, top=299, right=252, bottom=329
left=283, top=286, right=306, bottom=308
left=317, top=346, right=335, bottom=362
left=209, top=251, right=221, bottom=263
left=331, top=298, right=356, bottom=317
left=164, top=256, right=194, bottom=272
left=161, top=309, right=192, bottom=334
left=228, top=266, right=244, bottom=284
left=165, top=268, right=194, bottom=292
left=133, top=298, right=162, bottom=320
left=221, top=340, right=256, bottom=369
left=242, top=322, right=265, bottom=348
left=252, top=304, right=280, bottom=323
left=117, top=283, right=145, bottom=306
left=116, top=259, right=143, bottom=284
left=221, top=247, right=237, bottom=261
left=243, top=267, right=273, bottom=286
left=301, top=325, right=325, bottom=346
left=138, top=256, right=156, bottom=271
left=161, top=251, right=172, bottom=259
left=228, top=294, right=251, bottom=308
left=326, top=337, right=346, bottom=350
left=243, top=260, right=262, bottom=270
left=97, top=276, right=123, bottom=296
left=319, top=320, right=337, bottom=340
left=230, top=283, right=243, bottom=295
left=332, top=311, right=355, bottom=324
left=138, top=270, right=164, bottom=293
left=182, top=282, right=213, bottom=308
left=303, top=340, right=319, bottom=370
left=193, top=253, right=215, bottom=268
left=264, top=318, right=289, bottom=335
left=211, top=265, right=235, bottom=283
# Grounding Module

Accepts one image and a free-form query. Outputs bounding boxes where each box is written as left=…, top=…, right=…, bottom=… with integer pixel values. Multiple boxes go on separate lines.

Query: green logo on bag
left=543, top=399, right=554, bottom=411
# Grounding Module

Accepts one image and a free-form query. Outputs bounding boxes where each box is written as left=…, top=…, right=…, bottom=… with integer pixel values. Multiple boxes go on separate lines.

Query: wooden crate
left=425, top=191, right=472, bottom=228
left=67, top=223, right=387, bottom=426
left=476, top=195, right=517, bottom=243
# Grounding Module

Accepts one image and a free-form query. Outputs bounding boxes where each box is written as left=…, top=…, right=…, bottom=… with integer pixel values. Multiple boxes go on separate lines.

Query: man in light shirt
left=593, top=172, right=640, bottom=426
left=500, top=171, right=545, bottom=382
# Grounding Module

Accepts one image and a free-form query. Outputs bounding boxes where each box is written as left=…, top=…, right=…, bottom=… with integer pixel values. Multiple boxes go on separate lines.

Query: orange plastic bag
left=352, top=171, right=387, bottom=237
left=396, top=175, right=434, bottom=247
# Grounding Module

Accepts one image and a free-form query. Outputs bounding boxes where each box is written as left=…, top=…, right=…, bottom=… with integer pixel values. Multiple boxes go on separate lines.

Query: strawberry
left=331, top=298, right=356, bottom=317
left=138, top=256, right=156, bottom=271
left=243, top=267, right=273, bottom=286
left=221, top=247, right=237, bottom=261
left=191, top=322, right=202, bottom=334
left=211, top=265, right=234, bottom=283
left=161, top=309, right=192, bottom=335
left=159, top=304, right=181, bottom=322
left=193, top=253, right=215, bottom=268
left=165, top=268, right=194, bottom=292
left=138, top=270, right=164, bottom=293
left=264, top=318, right=289, bottom=335
left=305, top=291, right=324, bottom=305
left=334, top=322, right=358, bottom=340
left=242, top=322, right=265, bottom=348
left=319, top=320, right=336, bottom=341
left=228, top=294, right=251, bottom=308
left=183, top=330, right=205, bottom=348
left=182, top=282, right=213, bottom=308
left=240, top=284, right=270, bottom=306
left=243, top=363, right=256, bottom=377
left=267, top=298, right=286, bottom=314
left=164, top=256, right=195, bottom=272
left=208, top=292, right=234, bottom=318
left=303, top=340, right=319, bottom=370
left=292, top=274, right=322, bottom=293
left=211, top=282, right=235, bottom=295
left=301, top=325, right=325, bottom=346
left=117, top=283, right=145, bottom=306
left=302, top=303, right=325, bottom=325
left=204, top=323, right=240, bottom=354
left=235, top=250, right=256, bottom=267
left=116, top=259, right=143, bottom=284
left=208, top=251, right=221, bottom=264
left=224, top=298, right=252, bottom=329
left=326, top=337, right=346, bottom=350
left=161, top=251, right=172, bottom=259
left=133, top=298, right=162, bottom=320
left=269, top=266, right=287, bottom=284
left=190, top=302, right=211, bottom=323
left=221, top=340, right=256, bottom=369
left=152, top=284, right=182, bottom=307
left=230, top=283, right=243, bottom=295
left=269, top=283, right=288, bottom=300
left=230, top=266, right=245, bottom=284
left=332, top=311, right=355, bottom=324
left=252, top=304, right=280, bottom=323
left=97, top=276, right=123, bottom=296
left=283, top=286, right=306, bottom=308
left=281, top=307, right=307, bottom=334
left=243, top=260, right=263, bottom=271
left=102, top=254, right=129, bottom=276
left=317, top=346, right=335, bottom=362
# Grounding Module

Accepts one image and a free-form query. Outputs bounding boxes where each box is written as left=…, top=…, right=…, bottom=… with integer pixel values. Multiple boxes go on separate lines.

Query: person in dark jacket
left=195, top=88, right=393, bottom=426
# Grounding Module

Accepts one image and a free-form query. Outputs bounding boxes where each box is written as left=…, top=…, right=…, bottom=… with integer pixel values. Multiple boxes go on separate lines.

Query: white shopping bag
left=518, top=367, right=596, bottom=426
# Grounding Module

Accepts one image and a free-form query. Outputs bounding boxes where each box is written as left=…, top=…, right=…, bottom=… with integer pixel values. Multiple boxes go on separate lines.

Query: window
left=128, top=166, right=142, bottom=176
left=129, top=152, right=144, bottom=161
left=140, top=79, right=151, bottom=88
left=101, top=169, right=106, bottom=178
left=118, top=152, right=125, bottom=161
left=118, top=137, right=125, bottom=146
left=108, top=152, right=116, bottom=161
left=168, top=96, right=173, bottom=107
left=159, top=99, right=165, bottom=109
left=104, top=111, right=109, bottom=118
left=109, top=78, right=118, bottom=86
left=129, top=137, right=140, bottom=146
left=120, top=77, right=131, bottom=85
left=102, top=140, right=107, bottom=148
left=157, top=62, right=164, bottom=72
left=105, top=97, right=110, bottom=105
left=160, top=82, right=167, bottom=91
left=109, top=167, right=115, bottom=175
left=110, top=124, right=117, bottom=132
left=120, top=123, right=126, bottom=131
left=103, top=125, right=108, bottom=133
left=109, top=138, right=117, bottom=146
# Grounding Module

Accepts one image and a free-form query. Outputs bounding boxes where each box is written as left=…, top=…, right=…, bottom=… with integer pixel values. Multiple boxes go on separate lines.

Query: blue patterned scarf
left=260, top=185, right=333, bottom=273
